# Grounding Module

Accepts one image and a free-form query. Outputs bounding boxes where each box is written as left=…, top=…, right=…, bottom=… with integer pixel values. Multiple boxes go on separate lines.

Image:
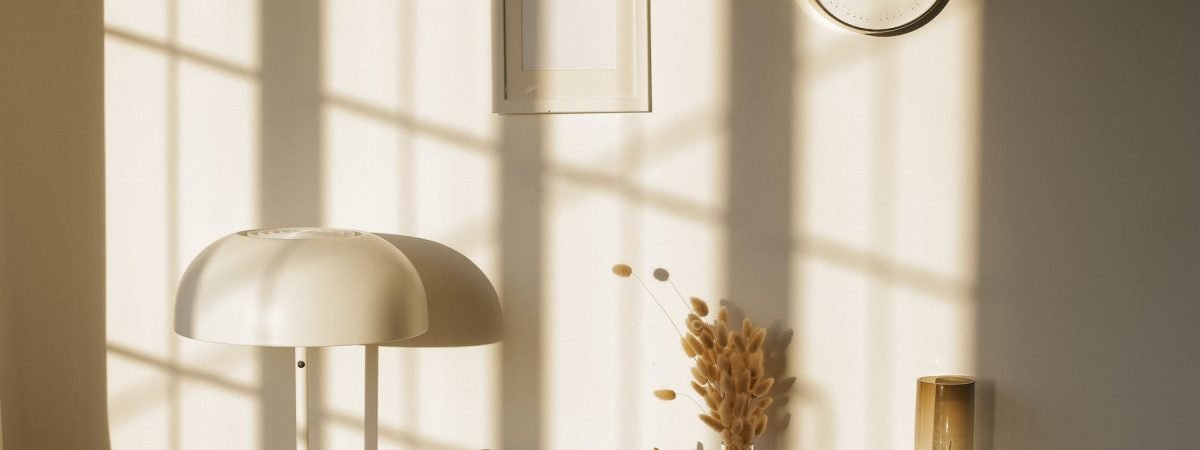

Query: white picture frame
left=493, top=0, right=651, bottom=114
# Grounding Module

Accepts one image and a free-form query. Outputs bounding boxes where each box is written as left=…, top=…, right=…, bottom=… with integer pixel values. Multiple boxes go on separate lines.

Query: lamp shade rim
left=174, top=228, right=429, bottom=347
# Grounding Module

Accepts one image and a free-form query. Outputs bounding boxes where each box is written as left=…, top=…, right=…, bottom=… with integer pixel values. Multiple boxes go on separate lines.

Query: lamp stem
left=296, top=347, right=310, bottom=450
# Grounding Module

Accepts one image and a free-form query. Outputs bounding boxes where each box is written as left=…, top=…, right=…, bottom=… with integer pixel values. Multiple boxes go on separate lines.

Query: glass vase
left=915, top=375, right=974, bottom=450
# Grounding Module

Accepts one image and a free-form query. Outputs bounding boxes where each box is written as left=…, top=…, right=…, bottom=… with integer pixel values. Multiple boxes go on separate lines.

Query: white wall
left=101, top=0, right=1200, bottom=449
left=102, top=1, right=979, bottom=449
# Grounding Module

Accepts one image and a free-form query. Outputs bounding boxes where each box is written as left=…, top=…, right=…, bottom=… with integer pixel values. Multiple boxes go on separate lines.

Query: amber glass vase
left=915, top=376, right=974, bottom=450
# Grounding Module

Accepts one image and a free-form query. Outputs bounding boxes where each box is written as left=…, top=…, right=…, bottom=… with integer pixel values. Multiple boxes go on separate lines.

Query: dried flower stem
left=666, top=279, right=693, bottom=313
left=631, top=273, right=684, bottom=338
left=677, top=392, right=708, bottom=415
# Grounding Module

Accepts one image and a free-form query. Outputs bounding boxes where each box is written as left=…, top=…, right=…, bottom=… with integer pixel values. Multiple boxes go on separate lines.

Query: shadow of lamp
left=373, top=234, right=502, bottom=348
left=174, top=228, right=430, bottom=450
left=364, top=234, right=503, bottom=450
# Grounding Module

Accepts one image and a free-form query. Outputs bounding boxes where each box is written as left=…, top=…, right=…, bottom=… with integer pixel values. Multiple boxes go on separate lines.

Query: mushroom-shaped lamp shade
left=174, top=228, right=428, bottom=347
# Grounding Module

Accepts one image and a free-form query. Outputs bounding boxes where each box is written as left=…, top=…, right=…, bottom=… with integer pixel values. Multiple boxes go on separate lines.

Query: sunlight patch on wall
left=321, top=346, right=367, bottom=450
left=412, top=141, right=496, bottom=242
left=790, top=1, right=981, bottom=449
left=106, top=0, right=264, bottom=445
left=544, top=178, right=626, bottom=450
left=176, top=59, right=261, bottom=252
left=886, top=5, right=981, bottom=285
left=796, top=35, right=876, bottom=253
left=105, top=37, right=171, bottom=360
left=105, top=34, right=174, bottom=449
left=322, top=0, right=404, bottom=112
left=408, top=1, right=494, bottom=138
left=546, top=115, right=633, bottom=176
left=635, top=118, right=728, bottom=218
left=107, top=355, right=171, bottom=446
left=178, top=375, right=261, bottom=450
left=791, top=256, right=873, bottom=450
left=105, top=0, right=169, bottom=40
left=174, top=51, right=263, bottom=450
left=387, top=347, right=500, bottom=450
left=177, top=0, right=259, bottom=70
left=321, top=105, right=406, bottom=231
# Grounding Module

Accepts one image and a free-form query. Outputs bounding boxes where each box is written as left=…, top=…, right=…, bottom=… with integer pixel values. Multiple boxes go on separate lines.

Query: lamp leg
left=296, top=347, right=310, bottom=450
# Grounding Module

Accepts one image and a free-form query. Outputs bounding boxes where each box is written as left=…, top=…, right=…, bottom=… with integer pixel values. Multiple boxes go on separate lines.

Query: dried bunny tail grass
left=704, top=391, right=720, bottom=410
left=749, top=357, right=765, bottom=381
left=691, top=380, right=708, bottom=397
left=718, top=399, right=734, bottom=426
left=718, top=306, right=729, bottom=323
left=689, top=297, right=710, bottom=317
left=691, top=367, right=709, bottom=385
left=754, top=413, right=769, bottom=437
left=752, top=377, right=775, bottom=398
left=699, top=414, right=724, bottom=433
left=740, top=417, right=755, bottom=445
left=717, top=354, right=732, bottom=376
left=681, top=336, right=698, bottom=358
left=611, top=263, right=633, bottom=277
left=686, top=313, right=705, bottom=335
left=736, top=370, right=751, bottom=393
left=701, top=360, right=718, bottom=381
left=697, top=332, right=714, bottom=350
left=741, top=318, right=755, bottom=335
left=748, top=327, right=766, bottom=353
left=731, top=417, right=745, bottom=437
left=719, top=373, right=733, bottom=394
left=753, top=396, right=774, bottom=414
left=653, top=389, right=677, bottom=401
left=730, top=352, right=746, bottom=376
left=732, top=333, right=747, bottom=352
left=686, top=336, right=700, bottom=355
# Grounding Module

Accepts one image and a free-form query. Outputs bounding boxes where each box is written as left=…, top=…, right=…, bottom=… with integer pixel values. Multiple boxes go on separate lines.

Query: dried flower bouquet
left=613, top=264, right=774, bottom=450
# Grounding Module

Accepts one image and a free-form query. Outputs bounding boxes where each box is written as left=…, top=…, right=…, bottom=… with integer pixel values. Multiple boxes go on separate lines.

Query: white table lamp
left=174, top=228, right=428, bottom=450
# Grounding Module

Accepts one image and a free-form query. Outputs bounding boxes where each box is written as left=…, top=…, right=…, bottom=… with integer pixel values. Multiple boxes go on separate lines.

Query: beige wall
left=103, top=1, right=980, bottom=449
left=975, top=1, right=1200, bottom=448
left=97, top=1, right=1200, bottom=450
left=0, top=0, right=110, bottom=449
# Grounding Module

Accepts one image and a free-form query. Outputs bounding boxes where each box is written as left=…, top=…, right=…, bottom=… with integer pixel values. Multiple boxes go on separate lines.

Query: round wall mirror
left=807, top=0, right=950, bottom=36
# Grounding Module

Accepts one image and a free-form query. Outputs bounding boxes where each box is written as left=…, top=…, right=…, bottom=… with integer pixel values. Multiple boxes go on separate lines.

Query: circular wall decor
left=808, top=0, right=950, bottom=36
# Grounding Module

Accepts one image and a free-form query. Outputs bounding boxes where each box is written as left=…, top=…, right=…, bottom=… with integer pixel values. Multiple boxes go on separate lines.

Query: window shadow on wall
left=726, top=1, right=799, bottom=449
left=974, top=1, right=1200, bottom=449
left=257, top=0, right=325, bottom=448
left=497, top=114, right=547, bottom=450
left=0, top=0, right=110, bottom=449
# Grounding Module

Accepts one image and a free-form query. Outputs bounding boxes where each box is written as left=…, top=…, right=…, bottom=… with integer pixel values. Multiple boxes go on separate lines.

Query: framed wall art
left=494, top=0, right=651, bottom=114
